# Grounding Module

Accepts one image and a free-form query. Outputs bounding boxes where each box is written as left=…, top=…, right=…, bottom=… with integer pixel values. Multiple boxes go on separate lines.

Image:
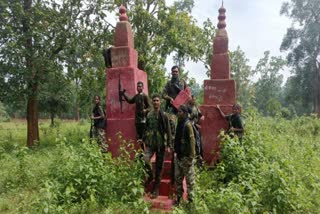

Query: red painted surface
left=213, top=35, right=228, bottom=54
left=203, top=79, right=236, bottom=105
left=199, top=105, right=232, bottom=165
left=114, top=21, right=134, bottom=48
left=211, top=53, right=230, bottom=79
left=111, top=47, right=138, bottom=68
left=172, top=88, right=191, bottom=109
left=106, top=11, right=148, bottom=158
left=200, top=4, right=236, bottom=166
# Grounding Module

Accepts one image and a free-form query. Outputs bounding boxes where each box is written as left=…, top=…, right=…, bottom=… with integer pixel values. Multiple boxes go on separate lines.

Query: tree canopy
left=280, top=0, right=320, bottom=116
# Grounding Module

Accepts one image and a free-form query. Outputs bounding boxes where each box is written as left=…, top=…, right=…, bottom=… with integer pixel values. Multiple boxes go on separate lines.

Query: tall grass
left=0, top=120, right=148, bottom=213
left=1, top=114, right=320, bottom=213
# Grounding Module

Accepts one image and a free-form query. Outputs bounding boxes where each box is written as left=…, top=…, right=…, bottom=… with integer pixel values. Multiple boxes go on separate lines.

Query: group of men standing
left=120, top=65, right=200, bottom=205
left=91, top=64, right=244, bottom=206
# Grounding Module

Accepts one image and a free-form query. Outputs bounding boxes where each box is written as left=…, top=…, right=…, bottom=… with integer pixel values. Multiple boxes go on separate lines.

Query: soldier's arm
left=144, top=95, right=152, bottom=113
left=96, top=106, right=105, bottom=119
left=216, top=105, right=226, bottom=118
left=187, top=123, right=196, bottom=158
left=142, top=114, right=150, bottom=142
left=165, top=114, right=172, bottom=149
left=123, top=92, right=135, bottom=104
left=162, top=83, right=173, bottom=102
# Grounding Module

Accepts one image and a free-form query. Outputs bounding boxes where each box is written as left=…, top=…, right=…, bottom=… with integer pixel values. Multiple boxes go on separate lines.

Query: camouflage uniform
left=174, top=118, right=195, bottom=202
left=187, top=104, right=204, bottom=164
left=123, top=92, right=151, bottom=140
left=162, top=78, right=187, bottom=142
left=92, top=104, right=107, bottom=152
left=143, top=110, right=171, bottom=191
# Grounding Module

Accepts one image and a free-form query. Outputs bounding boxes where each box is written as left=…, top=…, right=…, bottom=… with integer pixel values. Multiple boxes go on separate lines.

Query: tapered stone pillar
left=106, top=5, right=148, bottom=157
left=199, top=4, right=236, bottom=165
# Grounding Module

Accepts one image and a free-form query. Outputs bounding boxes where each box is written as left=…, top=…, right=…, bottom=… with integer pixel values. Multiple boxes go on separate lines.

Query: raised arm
left=216, top=105, right=226, bottom=118
left=122, top=91, right=135, bottom=104
left=162, top=83, right=174, bottom=104
left=144, top=95, right=152, bottom=114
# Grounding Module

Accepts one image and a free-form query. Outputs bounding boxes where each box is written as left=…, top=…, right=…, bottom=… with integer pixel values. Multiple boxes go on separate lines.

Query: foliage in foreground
left=0, top=121, right=148, bottom=213
left=1, top=114, right=320, bottom=213
left=182, top=111, right=320, bottom=213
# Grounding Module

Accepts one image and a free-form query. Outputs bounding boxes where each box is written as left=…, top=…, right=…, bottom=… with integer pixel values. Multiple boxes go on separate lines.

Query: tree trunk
left=24, top=0, right=39, bottom=147
left=50, top=112, right=55, bottom=127
left=27, top=90, right=39, bottom=147
left=76, top=101, right=80, bottom=121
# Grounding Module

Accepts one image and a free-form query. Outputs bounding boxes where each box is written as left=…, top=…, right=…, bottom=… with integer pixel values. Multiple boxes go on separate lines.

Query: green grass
left=1, top=114, right=320, bottom=213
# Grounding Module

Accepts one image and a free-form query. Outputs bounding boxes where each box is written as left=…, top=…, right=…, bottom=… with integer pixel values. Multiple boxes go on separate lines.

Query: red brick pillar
left=106, top=5, right=148, bottom=157
left=199, top=4, right=236, bottom=165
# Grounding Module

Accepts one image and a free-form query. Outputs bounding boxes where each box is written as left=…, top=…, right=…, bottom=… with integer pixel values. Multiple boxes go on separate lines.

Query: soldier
left=91, top=95, right=108, bottom=153
left=122, top=81, right=152, bottom=149
left=187, top=95, right=204, bottom=166
left=162, top=65, right=187, bottom=114
left=143, top=94, right=172, bottom=198
left=216, top=104, right=245, bottom=140
left=162, top=65, right=189, bottom=188
left=174, top=105, right=196, bottom=205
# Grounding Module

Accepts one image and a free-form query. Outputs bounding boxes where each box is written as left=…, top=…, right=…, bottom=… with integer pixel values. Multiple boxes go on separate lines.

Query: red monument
left=106, top=5, right=148, bottom=156
left=199, top=3, right=236, bottom=165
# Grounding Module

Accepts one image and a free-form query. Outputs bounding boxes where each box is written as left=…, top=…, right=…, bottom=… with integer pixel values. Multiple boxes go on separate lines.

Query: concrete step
left=151, top=160, right=173, bottom=180
left=145, top=179, right=175, bottom=196
left=144, top=195, right=175, bottom=210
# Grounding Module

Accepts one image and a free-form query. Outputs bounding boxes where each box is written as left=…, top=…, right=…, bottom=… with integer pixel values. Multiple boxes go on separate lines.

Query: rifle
left=118, top=74, right=125, bottom=113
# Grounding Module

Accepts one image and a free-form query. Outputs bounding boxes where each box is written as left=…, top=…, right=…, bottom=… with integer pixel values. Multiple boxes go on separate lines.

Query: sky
left=165, top=0, right=292, bottom=84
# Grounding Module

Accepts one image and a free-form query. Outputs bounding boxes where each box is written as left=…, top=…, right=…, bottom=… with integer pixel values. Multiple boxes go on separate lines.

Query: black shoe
left=145, top=175, right=153, bottom=185
left=151, top=189, right=159, bottom=199
left=174, top=196, right=181, bottom=206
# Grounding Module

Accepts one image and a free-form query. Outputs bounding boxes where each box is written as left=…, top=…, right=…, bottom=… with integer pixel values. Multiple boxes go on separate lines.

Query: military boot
left=174, top=196, right=181, bottom=206
left=151, top=179, right=160, bottom=199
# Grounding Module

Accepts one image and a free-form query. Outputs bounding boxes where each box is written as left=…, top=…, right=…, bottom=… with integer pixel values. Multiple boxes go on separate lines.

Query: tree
left=38, top=72, right=72, bottom=126
left=230, top=46, right=255, bottom=109
left=280, top=0, right=320, bottom=116
left=253, top=51, right=286, bottom=115
left=282, top=72, right=313, bottom=115
left=0, top=0, right=113, bottom=146
left=117, top=0, right=215, bottom=94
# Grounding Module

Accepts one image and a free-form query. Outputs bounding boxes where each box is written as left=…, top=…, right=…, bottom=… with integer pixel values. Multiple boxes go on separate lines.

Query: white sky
left=165, top=0, right=292, bottom=84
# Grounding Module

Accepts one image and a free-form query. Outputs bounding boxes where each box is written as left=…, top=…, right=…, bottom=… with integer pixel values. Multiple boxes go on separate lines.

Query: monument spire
left=211, top=2, right=229, bottom=78
left=199, top=3, right=236, bottom=165
left=217, top=2, right=226, bottom=29
left=119, top=4, right=128, bottom=22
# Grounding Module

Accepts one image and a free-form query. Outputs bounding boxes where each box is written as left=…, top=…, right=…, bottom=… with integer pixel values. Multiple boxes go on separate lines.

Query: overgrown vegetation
left=186, top=110, right=320, bottom=213
left=1, top=113, right=320, bottom=213
left=0, top=120, right=148, bottom=213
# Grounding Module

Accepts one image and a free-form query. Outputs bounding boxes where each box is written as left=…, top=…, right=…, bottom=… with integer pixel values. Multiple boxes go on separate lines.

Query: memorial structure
left=199, top=3, right=237, bottom=165
left=106, top=5, right=148, bottom=156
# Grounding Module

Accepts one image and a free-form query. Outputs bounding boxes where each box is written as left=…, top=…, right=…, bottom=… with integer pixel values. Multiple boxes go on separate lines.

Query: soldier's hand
left=166, top=146, right=171, bottom=153
left=119, top=90, right=125, bottom=96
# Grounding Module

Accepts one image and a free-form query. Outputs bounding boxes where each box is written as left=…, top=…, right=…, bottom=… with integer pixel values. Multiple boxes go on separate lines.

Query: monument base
left=106, top=118, right=138, bottom=158
left=199, top=105, right=233, bottom=165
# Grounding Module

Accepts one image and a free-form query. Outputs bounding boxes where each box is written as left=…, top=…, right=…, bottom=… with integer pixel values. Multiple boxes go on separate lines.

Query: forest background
left=0, top=0, right=320, bottom=213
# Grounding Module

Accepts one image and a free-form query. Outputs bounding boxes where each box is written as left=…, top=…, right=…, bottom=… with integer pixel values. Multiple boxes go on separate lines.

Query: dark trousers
left=144, top=144, right=165, bottom=185
left=136, top=123, right=146, bottom=150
